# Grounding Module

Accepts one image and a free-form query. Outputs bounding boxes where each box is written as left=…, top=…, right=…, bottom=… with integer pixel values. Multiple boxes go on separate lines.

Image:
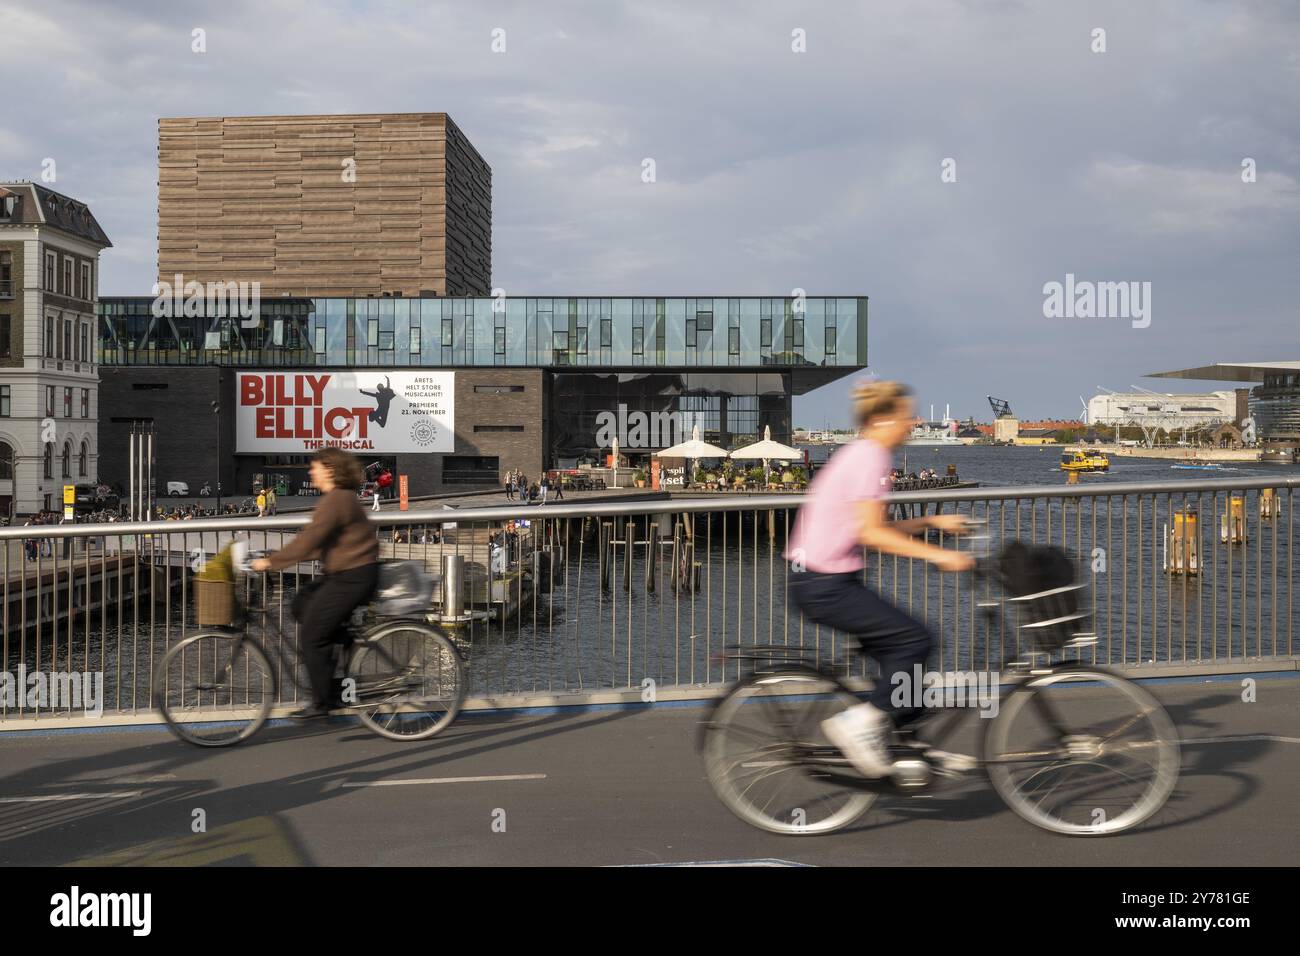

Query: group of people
left=503, top=469, right=564, bottom=505
left=488, top=521, right=526, bottom=574
left=255, top=488, right=278, bottom=517
left=21, top=511, right=65, bottom=561
left=889, top=466, right=942, bottom=484
left=388, top=527, right=440, bottom=545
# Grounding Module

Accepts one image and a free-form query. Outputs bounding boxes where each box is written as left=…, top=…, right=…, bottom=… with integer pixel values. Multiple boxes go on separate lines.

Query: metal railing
left=0, top=476, right=1296, bottom=725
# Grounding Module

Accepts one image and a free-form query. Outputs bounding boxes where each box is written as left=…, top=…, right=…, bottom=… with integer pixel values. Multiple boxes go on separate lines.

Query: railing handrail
left=4, top=475, right=1298, bottom=540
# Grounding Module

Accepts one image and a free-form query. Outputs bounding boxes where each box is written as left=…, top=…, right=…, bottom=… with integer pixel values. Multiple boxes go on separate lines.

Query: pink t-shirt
left=786, top=438, right=892, bottom=573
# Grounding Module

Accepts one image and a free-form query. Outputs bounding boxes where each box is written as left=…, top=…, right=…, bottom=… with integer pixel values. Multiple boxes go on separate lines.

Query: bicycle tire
left=982, top=665, right=1180, bottom=835
left=347, top=620, right=466, bottom=741
left=153, top=631, right=276, bottom=747
left=703, top=667, right=877, bottom=835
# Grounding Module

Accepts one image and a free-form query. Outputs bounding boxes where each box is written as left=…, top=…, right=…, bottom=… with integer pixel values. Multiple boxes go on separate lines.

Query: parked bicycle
left=153, top=543, right=466, bottom=746
left=700, top=539, right=1180, bottom=836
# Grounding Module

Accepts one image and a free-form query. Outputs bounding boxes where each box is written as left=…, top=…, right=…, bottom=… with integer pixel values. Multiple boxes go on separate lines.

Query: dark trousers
left=788, top=570, right=935, bottom=727
left=295, top=564, right=379, bottom=707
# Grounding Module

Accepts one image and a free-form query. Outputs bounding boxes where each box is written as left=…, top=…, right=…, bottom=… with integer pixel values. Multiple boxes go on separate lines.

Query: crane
left=987, top=396, right=1014, bottom=419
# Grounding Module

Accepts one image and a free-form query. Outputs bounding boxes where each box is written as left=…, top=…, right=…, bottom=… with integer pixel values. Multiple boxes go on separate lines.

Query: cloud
left=1, top=0, right=1296, bottom=425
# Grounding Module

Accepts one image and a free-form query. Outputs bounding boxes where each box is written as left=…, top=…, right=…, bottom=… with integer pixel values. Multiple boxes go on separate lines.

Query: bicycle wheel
left=703, top=669, right=877, bottom=835
left=153, top=631, right=275, bottom=747
left=346, top=621, right=466, bottom=741
left=983, top=667, right=1180, bottom=835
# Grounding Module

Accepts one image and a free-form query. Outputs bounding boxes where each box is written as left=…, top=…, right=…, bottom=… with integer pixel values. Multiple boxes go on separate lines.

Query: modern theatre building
left=96, top=113, right=868, bottom=496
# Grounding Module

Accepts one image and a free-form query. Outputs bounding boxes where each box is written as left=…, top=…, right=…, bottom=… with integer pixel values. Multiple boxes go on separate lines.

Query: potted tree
left=633, top=469, right=647, bottom=488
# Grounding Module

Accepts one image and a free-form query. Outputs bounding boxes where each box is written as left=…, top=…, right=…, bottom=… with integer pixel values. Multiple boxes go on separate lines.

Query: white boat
left=905, top=404, right=964, bottom=446
left=905, top=421, right=963, bottom=446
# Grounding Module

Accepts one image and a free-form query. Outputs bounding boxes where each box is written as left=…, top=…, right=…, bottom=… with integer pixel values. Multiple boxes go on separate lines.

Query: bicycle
left=700, top=541, right=1180, bottom=837
left=153, top=544, right=466, bottom=746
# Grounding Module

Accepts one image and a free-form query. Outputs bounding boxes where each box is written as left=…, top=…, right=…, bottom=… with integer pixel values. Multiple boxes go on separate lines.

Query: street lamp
left=211, top=400, right=222, bottom=512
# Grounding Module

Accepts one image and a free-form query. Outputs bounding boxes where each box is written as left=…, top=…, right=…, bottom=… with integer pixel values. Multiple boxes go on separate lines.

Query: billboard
left=236, top=371, right=454, bottom=454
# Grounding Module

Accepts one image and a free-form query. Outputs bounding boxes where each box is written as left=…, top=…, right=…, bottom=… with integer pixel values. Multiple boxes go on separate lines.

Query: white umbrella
left=611, top=436, right=619, bottom=489
left=654, top=424, right=730, bottom=487
left=728, top=426, right=804, bottom=485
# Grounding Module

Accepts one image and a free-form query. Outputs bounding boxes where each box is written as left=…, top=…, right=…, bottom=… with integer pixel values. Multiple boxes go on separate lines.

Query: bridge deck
left=0, top=675, right=1295, bottom=866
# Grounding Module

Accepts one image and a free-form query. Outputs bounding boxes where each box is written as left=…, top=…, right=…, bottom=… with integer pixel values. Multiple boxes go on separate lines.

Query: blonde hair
left=852, top=379, right=913, bottom=426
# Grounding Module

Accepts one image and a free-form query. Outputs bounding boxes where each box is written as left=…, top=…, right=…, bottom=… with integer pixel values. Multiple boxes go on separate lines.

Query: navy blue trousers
left=788, top=569, right=935, bottom=727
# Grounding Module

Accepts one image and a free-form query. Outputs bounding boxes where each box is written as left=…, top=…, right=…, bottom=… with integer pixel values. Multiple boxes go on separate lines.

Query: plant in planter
left=633, top=469, right=647, bottom=488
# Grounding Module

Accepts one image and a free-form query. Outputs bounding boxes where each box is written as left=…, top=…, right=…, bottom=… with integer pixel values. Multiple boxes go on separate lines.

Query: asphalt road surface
left=1, top=674, right=1296, bottom=866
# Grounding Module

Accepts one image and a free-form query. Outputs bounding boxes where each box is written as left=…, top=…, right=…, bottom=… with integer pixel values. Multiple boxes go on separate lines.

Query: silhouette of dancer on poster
left=359, top=376, right=397, bottom=428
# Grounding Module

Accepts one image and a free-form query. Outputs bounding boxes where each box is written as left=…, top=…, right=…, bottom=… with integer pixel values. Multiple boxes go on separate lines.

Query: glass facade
left=550, top=371, right=791, bottom=459
left=1252, top=372, right=1300, bottom=444
left=97, top=296, right=867, bottom=371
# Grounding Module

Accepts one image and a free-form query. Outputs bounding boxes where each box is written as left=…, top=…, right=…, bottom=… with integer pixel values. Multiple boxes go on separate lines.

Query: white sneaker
left=821, top=703, right=893, bottom=778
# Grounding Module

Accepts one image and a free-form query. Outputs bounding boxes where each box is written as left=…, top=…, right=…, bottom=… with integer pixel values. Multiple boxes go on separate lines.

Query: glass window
left=61, top=441, right=71, bottom=478
left=64, top=387, right=73, bottom=417
left=0, top=315, right=9, bottom=359
left=0, top=385, right=9, bottom=417
left=45, top=252, right=56, bottom=291
left=410, top=327, right=421, bottom=353
left=79, top=441, right=88, bottom=477
left=81, top=388, right=89, bottom=418
left=43, top=443, right=52, bottom=478
left=46, top=385, right=54, bottom=416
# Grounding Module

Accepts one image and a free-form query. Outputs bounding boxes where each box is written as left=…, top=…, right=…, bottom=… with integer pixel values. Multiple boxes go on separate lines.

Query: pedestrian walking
left=267, top=488, right=277, bottom=515
left=553, top=475, right=565, bottom=501
left=256, top=490, right=267, bottom=517
left=372, top=488, right=381, bottom=512
left=505, top=468, right=515, bottom=501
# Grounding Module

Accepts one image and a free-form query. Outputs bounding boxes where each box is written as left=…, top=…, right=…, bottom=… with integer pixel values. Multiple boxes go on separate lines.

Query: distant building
left=993, top=417, right=1019, bottom=442
left=0, top=183, right=111, bottom=515
left=1147, top=363, right=1300, bottom=461
left=1086, top=390, right=1239, bottom=431
left=1013, top=428, right=1059, bottom=445
left=156, top=113, right=492, bottom=297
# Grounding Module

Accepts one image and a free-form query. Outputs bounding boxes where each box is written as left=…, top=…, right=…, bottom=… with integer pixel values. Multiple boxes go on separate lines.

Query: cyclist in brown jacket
left=251, top=448, right=380, bottom=718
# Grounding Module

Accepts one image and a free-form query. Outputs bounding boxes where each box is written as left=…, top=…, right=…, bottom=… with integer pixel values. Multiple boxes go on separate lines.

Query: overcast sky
left=2, top=0, right=1297, bottom=427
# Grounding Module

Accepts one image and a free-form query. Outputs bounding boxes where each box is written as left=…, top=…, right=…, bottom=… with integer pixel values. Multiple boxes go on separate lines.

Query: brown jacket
left=265, top=488, right=379, bottom=574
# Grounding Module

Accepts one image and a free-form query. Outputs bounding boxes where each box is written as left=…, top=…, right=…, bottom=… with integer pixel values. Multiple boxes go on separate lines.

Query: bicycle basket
left=372, top=560, right=433, bottom=618
left=997, top=542, right=1088, bottom=650
left=194, top=578, right=237, bottom=627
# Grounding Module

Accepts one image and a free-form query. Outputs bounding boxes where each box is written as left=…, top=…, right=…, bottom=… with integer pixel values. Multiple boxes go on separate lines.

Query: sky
left=2, top=0, right=1297, bottom=428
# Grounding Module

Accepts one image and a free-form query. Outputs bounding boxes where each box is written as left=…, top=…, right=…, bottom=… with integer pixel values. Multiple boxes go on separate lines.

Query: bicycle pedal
left=925, top=749, right=978, bottom=774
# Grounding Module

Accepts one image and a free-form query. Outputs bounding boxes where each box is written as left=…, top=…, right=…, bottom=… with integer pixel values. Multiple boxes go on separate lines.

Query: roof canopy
left=1147, top=361, right=1300, bottom=384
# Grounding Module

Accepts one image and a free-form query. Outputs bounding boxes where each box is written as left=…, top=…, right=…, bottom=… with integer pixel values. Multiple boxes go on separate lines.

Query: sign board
left=63, top=484, right=75, bottom=505
left=235, top=371, right=454, bottom=454
left=399, top=474, right=409, bottom=511
left=658, top=457, right=687, bottom=488
left=63, top=506, right=74, bottom=521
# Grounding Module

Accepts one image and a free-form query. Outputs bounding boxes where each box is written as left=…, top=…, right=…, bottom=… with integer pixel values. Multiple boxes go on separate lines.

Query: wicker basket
left=195, top=578, right=237, bottom=627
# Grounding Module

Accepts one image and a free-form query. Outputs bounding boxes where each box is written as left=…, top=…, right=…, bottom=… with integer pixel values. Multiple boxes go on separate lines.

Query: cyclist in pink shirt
left=786, top=380, right=972, bottom=777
